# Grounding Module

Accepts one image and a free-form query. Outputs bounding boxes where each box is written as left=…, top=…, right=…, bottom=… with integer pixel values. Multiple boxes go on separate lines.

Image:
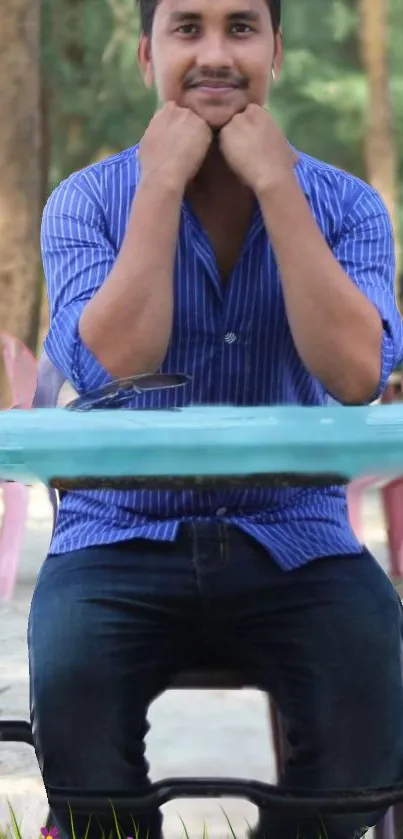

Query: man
left=30, top=0, right=403, bottom=837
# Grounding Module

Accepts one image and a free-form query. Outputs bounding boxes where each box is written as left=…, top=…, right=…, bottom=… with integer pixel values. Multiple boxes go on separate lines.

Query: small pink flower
left=40, top=828, right=60, bottom=839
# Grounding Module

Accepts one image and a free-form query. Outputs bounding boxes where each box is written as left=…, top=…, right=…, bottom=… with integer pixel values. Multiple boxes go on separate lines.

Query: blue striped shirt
left=41, top=145, right=403, bottom=568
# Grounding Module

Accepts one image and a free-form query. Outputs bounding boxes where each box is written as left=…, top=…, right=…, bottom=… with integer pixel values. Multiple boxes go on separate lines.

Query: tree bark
left=357, top=0, right=400, bottom=285
left=0, top=0, right=43, bottom=351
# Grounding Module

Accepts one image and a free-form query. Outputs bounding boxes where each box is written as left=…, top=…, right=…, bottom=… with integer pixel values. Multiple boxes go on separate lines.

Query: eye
left=230, top=22, right=254, bottom=35
left=175, top=23, right=200, bottom=35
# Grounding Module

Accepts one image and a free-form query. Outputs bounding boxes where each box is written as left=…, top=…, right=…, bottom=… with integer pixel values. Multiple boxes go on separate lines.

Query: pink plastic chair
left=31, top=351, right=66, bottom=527
left=347, top=372, right=403, bottom=579
left=0, top=334, right=37, bottom=600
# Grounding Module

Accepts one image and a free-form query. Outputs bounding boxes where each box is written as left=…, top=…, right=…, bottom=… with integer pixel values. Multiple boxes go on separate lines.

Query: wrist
left=255, top=170, right=297, bottom=203
left=139, top=169, right=186, bottom=201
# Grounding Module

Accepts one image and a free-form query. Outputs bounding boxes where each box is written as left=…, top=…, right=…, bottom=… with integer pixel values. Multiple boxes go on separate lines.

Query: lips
left=187, top=78, right=242, bottom=90
left=191, top=82, right=239, bottom=88
left=188, top=83, right=240, bottom=96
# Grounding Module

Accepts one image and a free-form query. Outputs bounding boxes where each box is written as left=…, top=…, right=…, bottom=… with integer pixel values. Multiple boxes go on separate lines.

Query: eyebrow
left=169, top=10, right=261, bottom=22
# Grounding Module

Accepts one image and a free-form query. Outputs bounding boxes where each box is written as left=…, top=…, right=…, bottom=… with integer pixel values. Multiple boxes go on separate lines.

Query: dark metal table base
left=44, top=778, right=403, bottom=816
left=50, top=472, right=348, bottom=492
left=2, top=721, right=403, bottom=816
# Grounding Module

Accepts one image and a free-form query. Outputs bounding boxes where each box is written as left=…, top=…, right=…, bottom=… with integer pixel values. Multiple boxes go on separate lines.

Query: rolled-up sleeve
left=333, top=186, right=403, bottom=399
left=41, top=174, right=116, bottom=393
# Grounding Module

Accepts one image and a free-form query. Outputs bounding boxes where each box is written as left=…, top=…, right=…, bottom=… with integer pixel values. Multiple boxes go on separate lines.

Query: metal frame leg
left=374, top=805, right=396, bottom=839
left=382, top=479, right=403, bottom=578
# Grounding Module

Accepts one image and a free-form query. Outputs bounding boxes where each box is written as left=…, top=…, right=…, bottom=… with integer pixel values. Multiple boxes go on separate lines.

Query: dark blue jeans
left=28, top=523, right=403, bottom=839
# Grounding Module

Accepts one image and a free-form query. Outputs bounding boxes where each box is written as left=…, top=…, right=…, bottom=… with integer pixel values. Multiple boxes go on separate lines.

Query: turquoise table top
left=0, top=404, right=403, bottom=488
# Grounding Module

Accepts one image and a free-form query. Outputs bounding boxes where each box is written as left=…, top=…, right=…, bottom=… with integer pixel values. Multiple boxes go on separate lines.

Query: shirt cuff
left=373, top=324, right=396, bottom=400
left=44, top=303, right=114, bottom=394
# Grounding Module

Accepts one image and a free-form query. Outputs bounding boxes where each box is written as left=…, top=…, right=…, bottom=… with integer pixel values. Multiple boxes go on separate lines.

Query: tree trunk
left=0, top=0, right=42, bottom=352
left=357, top=0, right=400, bottom=286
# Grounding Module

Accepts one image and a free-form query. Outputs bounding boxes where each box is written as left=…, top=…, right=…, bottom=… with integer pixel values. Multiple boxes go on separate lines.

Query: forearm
left=79, top=176, right=183, bottom=378
left=258, top=177, right=383, bottom=403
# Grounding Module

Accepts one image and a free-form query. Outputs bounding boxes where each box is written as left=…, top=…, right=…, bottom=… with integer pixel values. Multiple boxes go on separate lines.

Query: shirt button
left=224, top=332, right=237, bottom=344
left=216, top=507, right=228, bottom=516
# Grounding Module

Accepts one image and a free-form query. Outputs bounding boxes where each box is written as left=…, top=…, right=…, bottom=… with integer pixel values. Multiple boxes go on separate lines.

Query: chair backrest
left=0, top=333, right=37, bottom=410
left=32, top=351, right=66, bottom=530
left=32, top=350, right=66, bottom=409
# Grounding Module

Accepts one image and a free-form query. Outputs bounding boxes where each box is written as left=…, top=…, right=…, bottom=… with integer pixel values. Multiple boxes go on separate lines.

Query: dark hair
left=136, top=0, right=281, bottom=36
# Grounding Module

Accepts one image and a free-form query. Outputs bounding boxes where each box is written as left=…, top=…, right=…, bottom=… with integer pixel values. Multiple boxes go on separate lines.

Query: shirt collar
left=293, top=150, right=311, bottom=199
left=133, top=145, right=141, bottom=186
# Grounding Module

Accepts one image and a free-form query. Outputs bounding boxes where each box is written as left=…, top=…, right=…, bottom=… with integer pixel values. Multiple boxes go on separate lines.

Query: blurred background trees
left=1, top=0, right=402, bottom=352
left=357, top=0, right=399, bottom=262
left=0, top=0, right=42, bottom=351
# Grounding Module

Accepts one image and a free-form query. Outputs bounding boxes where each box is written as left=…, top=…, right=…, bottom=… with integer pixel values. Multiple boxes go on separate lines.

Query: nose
left=195, top=33, right=233, bottom=69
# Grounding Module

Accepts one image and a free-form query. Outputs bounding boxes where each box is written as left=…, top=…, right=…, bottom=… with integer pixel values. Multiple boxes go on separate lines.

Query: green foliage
left=41, top=0, right=155, bottom=185
left=272, top=0, right=365, bottom=175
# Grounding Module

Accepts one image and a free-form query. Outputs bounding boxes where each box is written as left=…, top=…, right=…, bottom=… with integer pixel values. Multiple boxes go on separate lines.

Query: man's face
left=139, top=0, right=282, bottom=129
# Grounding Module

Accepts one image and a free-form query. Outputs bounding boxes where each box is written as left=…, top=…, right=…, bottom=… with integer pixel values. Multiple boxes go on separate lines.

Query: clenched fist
left=139, top=102, right=213, bottom=193
left=219, top=105, right=298, bottom=196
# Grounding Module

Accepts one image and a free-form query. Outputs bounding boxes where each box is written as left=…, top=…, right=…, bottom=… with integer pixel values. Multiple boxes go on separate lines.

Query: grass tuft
left=0, top=800, right=374, bottom=839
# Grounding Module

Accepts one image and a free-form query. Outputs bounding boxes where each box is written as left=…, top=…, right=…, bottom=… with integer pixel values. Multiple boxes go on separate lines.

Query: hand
left=219, top=105, right=298, bottom=196
left=139, top=102, right=213, bottom=192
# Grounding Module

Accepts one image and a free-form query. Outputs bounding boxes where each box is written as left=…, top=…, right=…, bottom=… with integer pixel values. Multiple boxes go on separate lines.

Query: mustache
left=183, top=70, right=248, bottom=89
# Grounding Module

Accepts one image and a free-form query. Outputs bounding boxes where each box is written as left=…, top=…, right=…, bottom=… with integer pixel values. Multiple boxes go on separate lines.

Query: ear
left=138, top=34, right=154, bottom=88
left=272, top=30, right=283, bottom=79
